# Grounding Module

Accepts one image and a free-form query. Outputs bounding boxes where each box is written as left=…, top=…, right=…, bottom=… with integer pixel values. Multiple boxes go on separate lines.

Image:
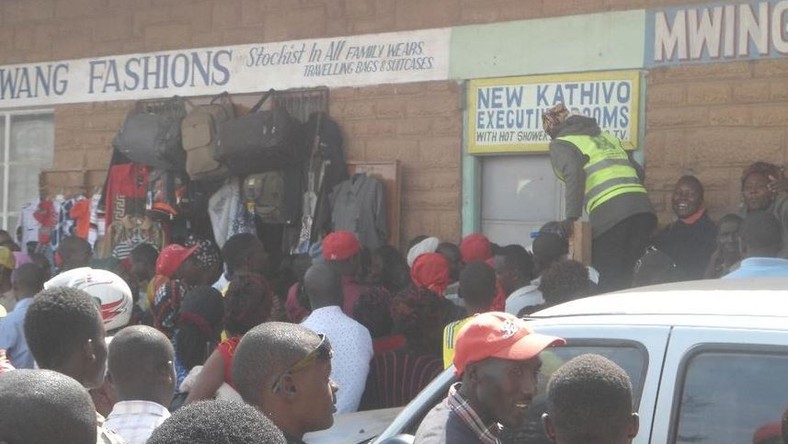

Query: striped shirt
left=442, top=317, right=471, bottom=368
left=360, top=348, right=443, bottom=410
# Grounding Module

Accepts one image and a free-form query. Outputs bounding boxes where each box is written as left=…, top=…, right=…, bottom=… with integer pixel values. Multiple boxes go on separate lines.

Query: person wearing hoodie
left=542, top=103, right=655, bottom=293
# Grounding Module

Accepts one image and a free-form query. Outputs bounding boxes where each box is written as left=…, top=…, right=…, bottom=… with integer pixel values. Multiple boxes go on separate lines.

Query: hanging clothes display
left=108, top=215, right=166, bottom=260
left=17, top=198, right=41, bottom=252
left=330, top=173, right=387, bottom=249
left=103, top=163, right=149, bottom=224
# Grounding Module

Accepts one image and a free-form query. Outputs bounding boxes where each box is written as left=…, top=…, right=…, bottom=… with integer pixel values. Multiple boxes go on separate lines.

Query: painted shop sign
left=646, top=0, right=788, bottom=66
left=0, top=28, right=450, bottom=108
left=467, top=71, right=640, bottom=155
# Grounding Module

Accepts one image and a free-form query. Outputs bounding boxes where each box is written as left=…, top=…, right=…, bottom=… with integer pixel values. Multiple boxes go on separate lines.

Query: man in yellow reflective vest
left=542, top=103, right=656, bottom=293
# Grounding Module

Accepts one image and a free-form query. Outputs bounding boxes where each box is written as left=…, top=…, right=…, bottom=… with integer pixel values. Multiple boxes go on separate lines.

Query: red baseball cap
left=460, top=233, right=492, bottom=263
left=156, top=244, right=198, bottom=278
left=453, top=312, right=565, bottom=376
left=322, top=231, right=361, bottom=261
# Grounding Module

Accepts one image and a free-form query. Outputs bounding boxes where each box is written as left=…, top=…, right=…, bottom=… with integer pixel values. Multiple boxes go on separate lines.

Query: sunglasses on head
left=271, top=333, right=333, bottom=393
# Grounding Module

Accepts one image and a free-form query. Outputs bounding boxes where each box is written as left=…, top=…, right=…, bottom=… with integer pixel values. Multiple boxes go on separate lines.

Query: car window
left=501, top=342, right=647, bottom=444
left=673, top=350, right=788, bottom=444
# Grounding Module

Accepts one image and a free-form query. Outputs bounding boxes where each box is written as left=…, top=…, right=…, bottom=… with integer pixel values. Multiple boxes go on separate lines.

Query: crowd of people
left=3, top=104, right=788, bottom=443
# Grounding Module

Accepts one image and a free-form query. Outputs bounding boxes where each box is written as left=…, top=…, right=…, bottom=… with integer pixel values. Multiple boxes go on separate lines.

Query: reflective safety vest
left=556, top=132, right=647, bottom=214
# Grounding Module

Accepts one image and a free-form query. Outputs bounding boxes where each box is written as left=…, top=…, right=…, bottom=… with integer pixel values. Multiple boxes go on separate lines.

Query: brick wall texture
left=3, top=0, right=787, bottom=242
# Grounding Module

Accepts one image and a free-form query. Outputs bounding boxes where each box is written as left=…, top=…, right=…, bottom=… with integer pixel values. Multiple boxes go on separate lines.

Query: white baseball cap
left=45, top=267, right=133, bottom=331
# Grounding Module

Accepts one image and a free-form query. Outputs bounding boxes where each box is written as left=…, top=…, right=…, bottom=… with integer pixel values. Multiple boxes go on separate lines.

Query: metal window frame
left=0, top=108, right=55, bottom=230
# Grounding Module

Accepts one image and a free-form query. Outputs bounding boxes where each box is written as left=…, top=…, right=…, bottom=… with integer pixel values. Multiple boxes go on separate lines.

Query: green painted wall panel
left=450, top=10, right=646, bottom=80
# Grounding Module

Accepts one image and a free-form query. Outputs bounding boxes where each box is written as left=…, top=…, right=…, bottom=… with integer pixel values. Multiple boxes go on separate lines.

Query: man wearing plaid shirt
left=414, top=312, right=564, bottom=444
left=105, top=326, right=175, bottom=444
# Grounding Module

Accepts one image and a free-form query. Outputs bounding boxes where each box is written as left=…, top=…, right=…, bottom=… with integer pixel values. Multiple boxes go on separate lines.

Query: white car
left=307, top=278, right=788, bottom=444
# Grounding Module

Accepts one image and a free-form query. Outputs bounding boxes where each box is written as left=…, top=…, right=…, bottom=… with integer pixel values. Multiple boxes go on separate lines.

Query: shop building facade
left=3, top=0, right=788, bottom=249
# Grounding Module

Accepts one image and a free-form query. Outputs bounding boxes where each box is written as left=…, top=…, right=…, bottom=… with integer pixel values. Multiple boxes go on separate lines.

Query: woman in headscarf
left=151, top=238, right=222, bottom=338
left=184, top=272, right=275, bottom=404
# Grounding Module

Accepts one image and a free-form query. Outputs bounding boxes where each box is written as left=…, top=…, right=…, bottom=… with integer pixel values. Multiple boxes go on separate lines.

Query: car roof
left=530, top=278, right=788, bottom=319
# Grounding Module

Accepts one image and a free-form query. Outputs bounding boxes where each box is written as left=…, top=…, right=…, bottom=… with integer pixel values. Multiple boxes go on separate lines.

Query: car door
left=513, top=323, right=671, bottom=444
left=650, top=325, right=788, bottom=444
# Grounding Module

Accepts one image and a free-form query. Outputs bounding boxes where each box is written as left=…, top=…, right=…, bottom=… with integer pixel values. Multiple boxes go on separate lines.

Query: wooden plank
left=569, top=220, right=592, bottom=266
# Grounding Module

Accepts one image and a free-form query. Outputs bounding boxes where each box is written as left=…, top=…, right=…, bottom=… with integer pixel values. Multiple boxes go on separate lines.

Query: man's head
left=460, top=233, right=493, bottom=264
left=742, top=162, right=781, bottom=212
left=321, top=231, right=361, bottom=277
left=543, top=354, right=638, bottom=444
left=0, top=369, right=97, bottom=444
left=146, top=400, right=286, bottom=444
left=130, top=243, right=159, bottom=282
left=494, top=245, right=535, bottom=295
left=0, top=247, right=15, bottom=288
left=459, top=261, right=496, bottom=313
left=740, top=211, right=783, bottom=258
left=539, top=260, right=592, bottom=307
left=44, top=267, right=134, bottom=334
left=11, top=263, right=46, bottom=300
left=222, top=233, right=267, bottom=278
left=57, top=236, right=92, bottom=271
left=436, top=242, right=462, bottom=282
left=406, top=236, right=439, bottom=268
left=304, top=262, right=343, bottom=309
left=672, top=175, right=704, bottom=219
left=224, top=273, right=274, bottom=337
left=24, top=287, right=107, bottom=389
left=232, top=322, right=337, bottom=439
left=532, top=233, right=569, bottom=276
left=454, top=312, right=565, bottom=429
left=107, top=325, right=175, bottom=406
left=542, top=103, right=571, bottom=139
left=718, top=214, right=744, bottom=264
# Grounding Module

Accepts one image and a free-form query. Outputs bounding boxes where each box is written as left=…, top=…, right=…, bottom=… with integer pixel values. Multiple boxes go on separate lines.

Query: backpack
left=181, top=93, right=235, bottom=181
left=113, top=97, right=187, bottom=171
left=146, top=169, right=189, bottom=220
left=215, top=89, right=303, bottom=176
left=242, top=171, right=285, bottom=224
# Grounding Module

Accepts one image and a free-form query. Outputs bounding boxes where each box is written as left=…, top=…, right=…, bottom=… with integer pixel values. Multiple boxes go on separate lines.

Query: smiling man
left=652, top=175, right=717, bottom=280
left=414, top=312, right=565, bottom=444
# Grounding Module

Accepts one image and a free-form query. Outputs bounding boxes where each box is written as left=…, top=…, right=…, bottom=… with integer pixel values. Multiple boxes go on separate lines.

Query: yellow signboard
left=467, top=70, right=641, bottom=154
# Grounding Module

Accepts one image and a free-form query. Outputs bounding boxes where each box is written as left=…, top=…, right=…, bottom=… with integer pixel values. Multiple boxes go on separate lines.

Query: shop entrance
left=480, top=155, right=564, bottom=247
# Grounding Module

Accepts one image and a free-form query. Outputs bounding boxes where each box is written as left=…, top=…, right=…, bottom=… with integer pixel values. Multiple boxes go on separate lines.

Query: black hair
left=176, top=286, right=224, bottom=371
left=353, top=287, right=394, bottom=339
left=407, top=235, right=429, bottom=252
left=458, top=261, right=496, bottom=309
left=499, top=244, right=535, bottom=282
left=741, top=161, right=782, bottom=190
left=24, top=286, right=102, bottom=370
left=108, top=325, right=174, bottom=401
left=146, top=400, right=286, bottom=444
left=0, top=369, right=97, bottom=444
left=533, top=233, right=569, bottom=274
left=539, top=259, right=592, bottom=306
left=58, top=236, right=92, bottom=269
left=676, top=175, right=705, bottom=200
left=221, top=233, right=260, bottom=276
left=547, top=354, right=633, bottom=444
left=374, top=245, right=411, bottom=293
left=718, top=213, right=744, bottom=227
left=29, top=252, right=52, bottom=280
left=130, top=243, right=159, bottom=264
left=304, top=263, right=343, bottom=309
left=224, top=273, right=273, bottom=337
left=232, top=322, right=321, bottom=407
left=12, top=262, right=46, bottom=295
left=741, top=211, right=782, bottom=254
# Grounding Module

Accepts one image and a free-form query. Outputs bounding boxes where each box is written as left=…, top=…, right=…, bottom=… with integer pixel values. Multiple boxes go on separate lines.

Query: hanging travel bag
left=113, top=97, right=187, bottom=171
left=181, top=92, right=235, bottom=181
left=215, top=89, right=303, bottom=176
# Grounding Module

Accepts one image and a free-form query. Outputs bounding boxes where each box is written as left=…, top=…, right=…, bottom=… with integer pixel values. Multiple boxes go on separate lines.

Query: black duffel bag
left=215, top=89, right=303, bottom=176
left=113, top=96, right=187, bottom=171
